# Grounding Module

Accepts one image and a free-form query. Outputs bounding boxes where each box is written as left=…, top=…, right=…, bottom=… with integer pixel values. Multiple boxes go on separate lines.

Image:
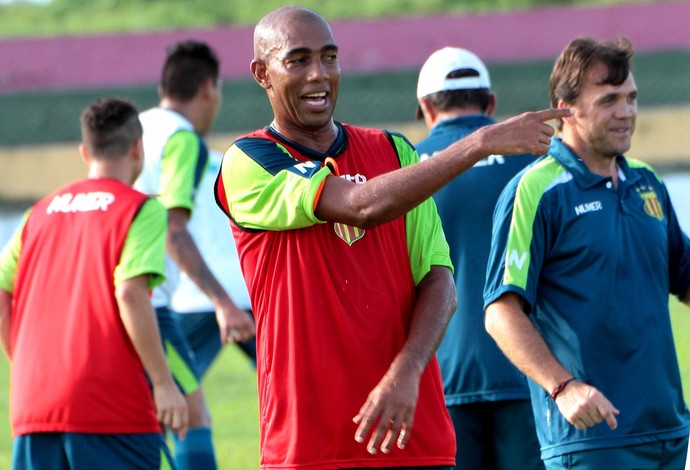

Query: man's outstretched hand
left=472, top=107, right=572, bottom=157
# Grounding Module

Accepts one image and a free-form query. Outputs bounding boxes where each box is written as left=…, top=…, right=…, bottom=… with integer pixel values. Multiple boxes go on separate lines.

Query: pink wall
left=1, top=1, right=689, bottom=93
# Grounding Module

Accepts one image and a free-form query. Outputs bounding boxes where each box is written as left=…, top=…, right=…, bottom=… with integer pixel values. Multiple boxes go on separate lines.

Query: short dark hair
left=80, top=97, right=142, bottom=160
left=549, top=36, right=634, bottom=109
left=160, top=40, right=220, bottom=101
left=426, top=88, right=492, bottom=113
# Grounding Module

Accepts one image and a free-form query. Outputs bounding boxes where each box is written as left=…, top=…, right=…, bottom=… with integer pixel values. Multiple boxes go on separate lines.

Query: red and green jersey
left=0, top=178, right=167, bottom=436
left=216, top=124, right=455, bottom=469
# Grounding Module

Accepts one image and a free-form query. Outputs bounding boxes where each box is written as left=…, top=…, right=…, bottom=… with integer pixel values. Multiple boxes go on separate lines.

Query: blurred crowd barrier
left=1, top=2, right=689, bottom=203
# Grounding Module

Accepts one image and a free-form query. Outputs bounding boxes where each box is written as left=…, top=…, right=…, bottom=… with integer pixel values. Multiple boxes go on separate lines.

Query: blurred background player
left=415, top=47, right=543, bottom=470
left=134, top=39, right=255, bottom=470
left=171, top=148, right=257, bottom=373
left=0, top=97, right=187, bottom=469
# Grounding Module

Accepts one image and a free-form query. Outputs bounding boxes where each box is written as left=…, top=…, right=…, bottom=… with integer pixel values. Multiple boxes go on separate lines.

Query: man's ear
left=558, top=99, right=575, bottom=119
left=557, top=99, right=572, bottom=111
left=79, top=143, right=90, bottom=165
left=199, top=77, right=217, bottom=99
left=132, top=137, right=143, bottom=161
left=555, top=99, right=574, bottom=131
left=486, top=93, right=497, bottom=117
left=251, top=59, right=271, bottom=90
left=418, top=97, right=438, bottom=129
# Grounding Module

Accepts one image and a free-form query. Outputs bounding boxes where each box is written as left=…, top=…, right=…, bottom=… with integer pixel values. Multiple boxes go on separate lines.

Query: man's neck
left=270, top=119, right=339, bottom=154
left=87, top=161, right=135, bottom=186
left=159, top=99, right=199, bottom=132
left=563, top=139, right=620, bottom=187
left=431, top=109, right=485, bottom=128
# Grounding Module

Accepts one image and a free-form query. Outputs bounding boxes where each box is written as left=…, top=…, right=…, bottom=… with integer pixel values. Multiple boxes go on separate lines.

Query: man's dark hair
left=426, top=88, right=492, bottom=114
left=549, top=36, right=634, bottom=109
left=80, top=97, right=142, bottom=160
left=160, top=40, right=220, bottom=101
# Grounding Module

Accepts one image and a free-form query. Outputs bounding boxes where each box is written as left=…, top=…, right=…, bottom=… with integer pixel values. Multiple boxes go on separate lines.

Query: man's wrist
left=550, top=376, right=575, bottom=401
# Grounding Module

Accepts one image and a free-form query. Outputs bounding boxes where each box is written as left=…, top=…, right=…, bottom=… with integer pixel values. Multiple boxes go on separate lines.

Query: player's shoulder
left=137, top=197, right=168, bottom=224
left=625, top=157, right=663, bottom=183
left=340, top=122, right=413, bottom=147
left=516, top=155, right=567, bottom=188
left=496, top=155, right=567, bottom=210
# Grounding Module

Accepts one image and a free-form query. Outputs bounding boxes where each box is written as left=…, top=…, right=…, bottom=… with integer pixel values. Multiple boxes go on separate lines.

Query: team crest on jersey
left=333, top=223, right=365, bottom=245
left=636, top=185, right=664, bottom=221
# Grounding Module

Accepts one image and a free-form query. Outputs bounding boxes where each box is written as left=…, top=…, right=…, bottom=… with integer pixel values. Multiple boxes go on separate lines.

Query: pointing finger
left=603, top=405, right=620, bottom=430
left=535, top=107, right=573, bottom=122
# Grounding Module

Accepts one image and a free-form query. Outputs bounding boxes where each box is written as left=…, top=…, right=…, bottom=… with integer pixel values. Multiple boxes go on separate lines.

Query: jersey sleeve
left=666, top=191, right=690, bottom=300
left=0, top=209, right=31, bottom=293
left=483, top=159, right=560, bottom=312
left=389, top=133, right=453, bottom=285
left=114, top=198, right=167, bottom=288
left=218, top=138, right=332, bottom=230
left=158, top=130, right=206, bottom=212
left=658, top=182, right=690, bottom=300
left=627, top=159, right=690, bottom=300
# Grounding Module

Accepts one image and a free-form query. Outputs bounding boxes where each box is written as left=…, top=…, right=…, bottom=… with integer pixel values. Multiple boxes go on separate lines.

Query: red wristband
left=550, top=377, right=575, bottom=401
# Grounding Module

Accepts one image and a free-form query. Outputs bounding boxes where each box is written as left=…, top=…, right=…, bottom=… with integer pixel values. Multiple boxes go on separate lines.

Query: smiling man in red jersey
left=215, top=5, right=571, bottom=469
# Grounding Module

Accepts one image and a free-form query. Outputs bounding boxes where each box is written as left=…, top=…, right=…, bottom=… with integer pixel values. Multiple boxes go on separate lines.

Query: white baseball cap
left=416, top=47, right=491, bottom=99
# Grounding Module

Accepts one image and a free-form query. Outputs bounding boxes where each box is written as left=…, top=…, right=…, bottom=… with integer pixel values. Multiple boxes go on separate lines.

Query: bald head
left=250, top=5, right=340, bottom=144
left=254, top=5, right=333, bottom=60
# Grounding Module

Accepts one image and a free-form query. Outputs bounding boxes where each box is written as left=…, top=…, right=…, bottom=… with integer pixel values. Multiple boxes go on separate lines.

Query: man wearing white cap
left=416, top=47, right=543, bottom=470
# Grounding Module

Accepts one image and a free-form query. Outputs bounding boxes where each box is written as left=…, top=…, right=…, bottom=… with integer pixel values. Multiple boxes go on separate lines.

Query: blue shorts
left=13, top=432, right=175, bottom=470
left=171, top=309, right=257, bottom=375
left=448, top=399, right=542, bottom=470
left=543, top=435, right=689, bottom=469
left=156, top=306, right=201, bottom=395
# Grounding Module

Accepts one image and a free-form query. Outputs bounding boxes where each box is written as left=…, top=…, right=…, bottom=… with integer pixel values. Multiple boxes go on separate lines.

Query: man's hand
left=475, top=108, right=572, bottom=157
left=166, top=208, right=256, bottom=344
left=116, top=275, right=190, bottom=439
left=554, top=379, right=620, bottom=430
left=352, top=372, right=420, bottom=455
left=215, top=298, right=255, bottom=344
left=152, top=378, right=189, bottom=439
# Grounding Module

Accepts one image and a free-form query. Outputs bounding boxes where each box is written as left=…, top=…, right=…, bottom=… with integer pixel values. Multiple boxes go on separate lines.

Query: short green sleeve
left=405, top=193, right=453, bottom=285
left=390, top=133, right=453, bottom=285
left=0, top=209, right=31, bottom=293
left=221, top=141, right=332, bottom=230
left=158, top=130, right=203, bottom=212
left=114, top=198, right=167, bottom=288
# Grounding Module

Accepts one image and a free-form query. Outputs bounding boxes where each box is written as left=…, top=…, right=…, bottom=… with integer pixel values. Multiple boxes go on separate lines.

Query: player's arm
left=353, top=183, right=454, bottom=454
left=485, top=293, right=619, bottom=431
left=166, top=207, right=255, bottom=343
left=0, top=289, right=11, bottom=358
left=316, top=108, right=571, bottom=228
left=0, top=211, right=28, bottom=359
left=353, top=265, right=455, bottom=455
left=160, top=132, right=254, bottom=344
left=116, top=274, right=188, bottom=437
left=116, top=198, right=187, bottom=436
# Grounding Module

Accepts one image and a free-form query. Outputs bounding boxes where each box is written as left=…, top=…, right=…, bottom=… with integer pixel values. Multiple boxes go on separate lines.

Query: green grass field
left=1, top=298, right=689, bottom=468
